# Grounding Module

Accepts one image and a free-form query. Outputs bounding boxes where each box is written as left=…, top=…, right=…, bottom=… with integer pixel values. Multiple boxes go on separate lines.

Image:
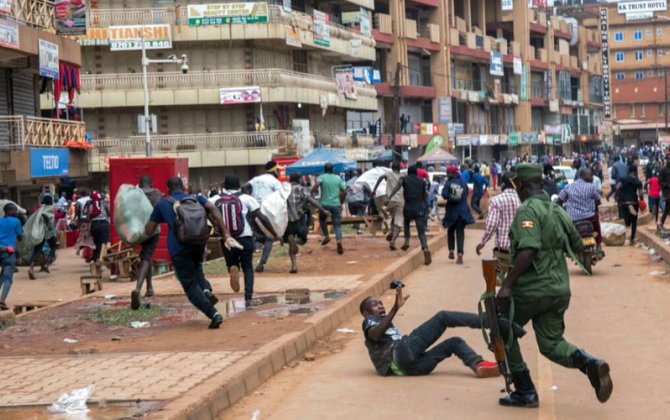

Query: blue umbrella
left=286, top=148, right=357, bottom=175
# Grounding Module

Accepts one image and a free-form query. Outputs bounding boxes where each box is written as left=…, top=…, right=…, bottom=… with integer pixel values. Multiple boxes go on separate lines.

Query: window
left=646, top=29, right=652, bottom=36
left=635, top=50, right=644, bottom=60
left=641, top=104, right=646, bottom=117
left=615, top=52, right=625, bottom=62
left=631, top=104, right=636, bottom=117
left=635, top=71, right=644, bottom=79
left=661, top=69, right=667, bottom=75
left=614, top=32, right=624, bottom=42
left=648, top=70, right=655, bottom=76
left=634, top=30, right=643, bottom=40
left=658, top=28, right=663, bottom=35
left=616, top=72, right=625, bottom=79
left=648, top=49, right=654, bottom=57
left=659, top=49, right=665, bottom=56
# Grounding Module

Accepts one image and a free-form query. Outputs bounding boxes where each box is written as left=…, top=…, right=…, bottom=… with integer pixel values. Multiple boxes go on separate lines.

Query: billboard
left=313, top=10, right=330, bottom=47
left=0, top=0, right=11, bottom=16
left=55, top=0, right=87, bottom=36
left=30, top=148, right=69, bottom=178
left=0, top=18, right=18, bottom=49
left=39, top=40, right=59, bottom=79
left=109, top=25, right=172, bottom=50
left=490, top=51, right=504, bottom=76
left=617, top=0, right=667, bottom=14
left=335, top=66, right=356, bottom=99
left=438, top=97, right=452, bottom=124
left=600, top=8, right=612, bottom=119
left=219, top=86, right=262, bottom=105
left=187, top=3, right=268, bottom=26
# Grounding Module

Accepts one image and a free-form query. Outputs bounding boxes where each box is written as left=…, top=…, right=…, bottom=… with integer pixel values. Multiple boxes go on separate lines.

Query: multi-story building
left=372, top=0, right=605, bottom=162
left=68, top=1, right=380, bottom=188
left=1, top=0, right=88, bottom=206
left=584, top=3, right=670, bottom=147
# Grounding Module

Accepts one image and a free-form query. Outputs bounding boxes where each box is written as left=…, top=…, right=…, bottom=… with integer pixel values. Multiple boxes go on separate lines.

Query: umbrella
left=286, top=148, right=357, bottom=175
left=417, top=147, right=459, bottom=165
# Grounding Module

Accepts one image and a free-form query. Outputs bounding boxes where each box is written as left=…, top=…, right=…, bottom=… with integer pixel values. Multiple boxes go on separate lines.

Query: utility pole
left=665, top=70, right=668, bottom=131
left=391, top=62, right=402, bottom=167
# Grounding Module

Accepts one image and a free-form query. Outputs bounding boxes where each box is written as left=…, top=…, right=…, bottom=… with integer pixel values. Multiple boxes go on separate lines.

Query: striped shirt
left=558, top=178, right=600, bottom=221
left=479, top=188, right=520, bottom=251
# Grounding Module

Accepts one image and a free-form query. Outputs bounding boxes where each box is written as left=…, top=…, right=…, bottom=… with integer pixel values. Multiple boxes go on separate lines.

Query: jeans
left=661, top=198, right=670, bottom=226
left=649, top=197, right=661, bottom=223
left=258, top=237, right=274, bottom=267
left=0, top=252, right=16, bottom=301
left=394, top=311, right=484, bottom=375
left=90, top=220, right=110, bottom=261
left=320, top=205, right=342, bottom=242
left=448, top=219, right=467, bottom=254
left=471, top=194, right=483, bottom=216
left=623, top=203, right=639, bottom=242
left=172, top=247, right=217, bottom=319
left=223, top=236, right=255, bottom=300
left=403, top=209, right=428, bottom=250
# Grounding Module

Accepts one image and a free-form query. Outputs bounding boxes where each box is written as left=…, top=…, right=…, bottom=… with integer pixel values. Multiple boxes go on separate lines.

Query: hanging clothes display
left=53, top=62, right=81, bottom=119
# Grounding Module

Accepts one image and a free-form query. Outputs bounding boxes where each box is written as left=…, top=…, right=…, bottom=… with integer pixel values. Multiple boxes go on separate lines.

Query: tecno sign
left=617, top=0, right=667, bottom=14
left=42, top=155, right=60, bottom=170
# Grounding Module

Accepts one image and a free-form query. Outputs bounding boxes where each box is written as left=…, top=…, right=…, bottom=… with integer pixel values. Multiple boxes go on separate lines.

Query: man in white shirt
left=250, top=161, right=283, bottom=272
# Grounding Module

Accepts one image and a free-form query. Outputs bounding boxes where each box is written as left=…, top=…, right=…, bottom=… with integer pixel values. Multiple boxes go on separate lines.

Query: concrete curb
left=150, top=232, right=447, bottom=420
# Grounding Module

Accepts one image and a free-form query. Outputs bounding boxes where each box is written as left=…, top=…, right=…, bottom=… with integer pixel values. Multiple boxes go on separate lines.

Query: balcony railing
left=7, top=0, right=54, bottom=30
left=531, top=84, right=550, bottom=100
left=81, top=68, right=377, bottom=98
left=92, top=130, right=290, bottom=158
left=466, top=124, right=520, bottom=135
left=0, top=116, right=86, bottom=149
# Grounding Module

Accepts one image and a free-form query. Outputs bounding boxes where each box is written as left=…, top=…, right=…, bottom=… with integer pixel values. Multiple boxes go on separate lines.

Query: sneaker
left=456, top=254, right=464, bottom=265
left=255, top=264, right=265, bottom=273
left=245, top=299, right=256, bottom=309
left=229, top=266, right=240, bottom=293
left=475, top=360, right=500, bottom=378
left=203, top=289, right=219, bottom=306
left=337, top=242, right=344, bottom=255
left=321, top=237, right=331, bottom=246
left=401, top=242, right=410, bottom=251
left=208, top=313, right=223, bottom=329
left=130, top=289, right=140, bottom=310
left=448, top=251, right=455, bottom=260
left=423, top=250, right=432, bottom=266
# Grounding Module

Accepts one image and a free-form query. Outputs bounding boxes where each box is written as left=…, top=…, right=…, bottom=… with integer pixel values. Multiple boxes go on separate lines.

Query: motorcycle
left=573, top=220, right=604, bottom=275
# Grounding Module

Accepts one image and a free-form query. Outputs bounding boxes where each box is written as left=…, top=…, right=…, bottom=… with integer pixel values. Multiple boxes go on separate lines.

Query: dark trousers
left=623, top=203, right=639, bottom=242
left=223, top=236, right=255, bottom=300
left=447, top=219, right=467, bottom=254
left=661, top=198, right=670, bottom=226
left=471, top=194, right=483, bottom=215
left=172, top=247, right=217, bottom=319
left=403, top=209, right=428, bottom=250
left=395, top=311, right=483, bottom=375
left=90, top=220, right=110, bottom=261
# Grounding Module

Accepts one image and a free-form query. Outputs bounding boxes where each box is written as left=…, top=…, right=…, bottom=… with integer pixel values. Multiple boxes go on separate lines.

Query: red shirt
left=417, top=168, right=429, bottom=180
left=649, top=177, right=661, bottom=198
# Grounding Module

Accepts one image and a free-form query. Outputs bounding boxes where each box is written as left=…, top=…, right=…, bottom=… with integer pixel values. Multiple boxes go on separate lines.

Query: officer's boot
left=571, top=349, right=613, bottom=403
left=499, top=369, right=539, bottom=408
left=389, top=226, right=401, bottom=250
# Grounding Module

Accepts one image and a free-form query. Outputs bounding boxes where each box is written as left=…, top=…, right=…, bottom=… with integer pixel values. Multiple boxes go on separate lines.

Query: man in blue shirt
left=0, top=203, right=23, bottom=311
left=471, top=165, right=489, bottom=219
left=144, top=177, right=229, bottom=329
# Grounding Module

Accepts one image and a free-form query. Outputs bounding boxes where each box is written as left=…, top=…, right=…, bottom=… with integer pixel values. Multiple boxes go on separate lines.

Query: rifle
left=478, top=259, right=513, bottom=394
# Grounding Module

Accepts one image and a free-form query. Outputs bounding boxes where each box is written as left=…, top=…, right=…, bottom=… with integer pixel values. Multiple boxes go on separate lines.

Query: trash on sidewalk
left=130, top=321, right=151, bottom=328
left=649, top=271, right=667, bottom=277
left=103, top=295, right=117, bottom=300
left=250, top=408, right=261, bottom=420
left=48, top=384, right=95, bottom=415
left=550, top=385, right=558, bottom=392
left=346, top=261, right=359, bottom=264
left=336, top=328, right=355, bottom=334
left=63, top=338, right=78, bottom=344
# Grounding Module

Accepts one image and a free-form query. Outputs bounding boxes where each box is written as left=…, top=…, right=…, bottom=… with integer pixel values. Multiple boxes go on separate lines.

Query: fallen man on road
left=360, top=284, right=526, bottom=378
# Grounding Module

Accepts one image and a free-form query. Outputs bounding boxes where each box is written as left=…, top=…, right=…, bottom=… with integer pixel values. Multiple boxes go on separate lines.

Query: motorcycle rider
left=556, top=167, right=604, bottom=259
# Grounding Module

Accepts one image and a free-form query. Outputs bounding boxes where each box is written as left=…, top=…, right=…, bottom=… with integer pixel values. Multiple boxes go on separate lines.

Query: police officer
left=496, top=163, right=613, bottom=408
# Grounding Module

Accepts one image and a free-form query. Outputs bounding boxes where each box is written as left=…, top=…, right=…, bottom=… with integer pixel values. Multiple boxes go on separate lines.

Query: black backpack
left=167, top=196, right=210, bottom=244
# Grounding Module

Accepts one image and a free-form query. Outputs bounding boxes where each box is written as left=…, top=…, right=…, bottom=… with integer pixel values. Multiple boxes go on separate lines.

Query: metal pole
left=142, top=41, right=152, bottom=157
left=391, top=62, right=402, bottom=167
left=665, top=69, right=668, bottom=132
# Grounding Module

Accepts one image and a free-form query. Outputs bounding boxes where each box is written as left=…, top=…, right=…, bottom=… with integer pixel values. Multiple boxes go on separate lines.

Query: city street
left=222, top=229, right=670, bottom=420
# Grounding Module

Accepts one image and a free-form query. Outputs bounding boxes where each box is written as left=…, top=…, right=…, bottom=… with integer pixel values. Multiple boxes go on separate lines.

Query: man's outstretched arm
left=366, top=287, right=410, bottom=342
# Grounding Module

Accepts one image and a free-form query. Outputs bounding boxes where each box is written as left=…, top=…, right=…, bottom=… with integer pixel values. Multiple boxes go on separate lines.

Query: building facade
left=1, top=0, right=88, bottom=207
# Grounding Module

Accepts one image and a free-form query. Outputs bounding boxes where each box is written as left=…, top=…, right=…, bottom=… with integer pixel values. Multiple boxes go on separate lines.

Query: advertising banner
left=292, top=119, right=311, bottom=156
left=187, top=3, right=268, bottom=26
left=626, top=11, right=654, bottom=20
left=335, top=66, right=356, bottom=99
left=502, top=0, right=513, bottom=11
left=55, top=0, right=87, bottom=36
left=508, top=132, right=520, bottom=146
left=360, top=8, right=371, bottom=36
left=39, top=40, right=59, bottom=79
left=109, top=25, right=172, bottom=50
left=617, top=0, right=666, bottom=14
left=78, top=27, right=109, bottom=46
left=490, top=51, right=504, bottom=76
left=0, top=0, right=11, bottom=16
left=283, top=0, right=291, bottom=12
left=520, top=64, right=528, bottom=101
left=285, top=25, right=302, bottom=47
left=30, top=148, right=69, bottom=178
left=313, top=10, right=330, bottom=47
left=0, top=18, right=18, bottom=49
left=513, top=56, right=522, bottom=75
left=600, top=8, right=612, bottom=119
left=219, top=86, right=262, bottom=104
left=438, top=97, right=452, bottom=124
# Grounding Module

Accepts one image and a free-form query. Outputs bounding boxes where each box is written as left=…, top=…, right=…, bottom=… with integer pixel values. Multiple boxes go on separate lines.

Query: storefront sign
left=456, top=136, right=474, bottom=146
left=30, top=148, right=69, bottom=178
left=502, top=0, right=513, bottom=11
left=438, top=97, right=452, bottom=124
left=282, top=0, right=291, bottom=12
left=360, top=8, right=371, bottom=36
left=508, top=132, right=520, bottom=146
left=78, top=27, right=109, bottom=46
left=520, top=64, right=528, bottom=101
left=600, top=8, right=612, bottom=119
left=451, top=123, right=465, bottom=135
left=0, top=0, right=12, bottom=16
left=219, top=86, right=262, bottom=104
left=499, top=134, right=508, bottom=145
left=109, top=25, right=172, bottom=50
left=187, top=3, right=268, bottom=26
left=490, top=51, right=504, bottom=77
left=39, top=40, right=59, bottom=79
left=55, top=0, right=87, bottom=36
left=285, top=25, right=302, bottom=47
left=313, top=10, right=330, bottom=47
left=0, top=18, right=18, bottom=49
left=420, top=123, right=438, bottom=135
left=292, top=119, right=311, bottom=156
left=617, top=0, right=666, bottom=14
left=626, top=11, right=654, bottom=20
left=335, top=66, right=356, bottom=99
left=513, top=56, right=522, bottom=75
left=522, top=132, right=539, bottom=144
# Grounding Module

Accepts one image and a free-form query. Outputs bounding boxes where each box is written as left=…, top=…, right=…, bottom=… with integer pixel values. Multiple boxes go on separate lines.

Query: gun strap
left=478, top=292, right=515, bottom=351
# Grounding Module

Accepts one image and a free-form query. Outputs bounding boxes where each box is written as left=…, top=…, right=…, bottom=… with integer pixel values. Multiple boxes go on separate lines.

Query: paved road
left=223, top=229, right=670, bottom=420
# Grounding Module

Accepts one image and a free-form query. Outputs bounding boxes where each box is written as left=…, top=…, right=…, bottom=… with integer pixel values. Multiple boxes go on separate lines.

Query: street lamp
left=141, top=42, right=188, bottom=157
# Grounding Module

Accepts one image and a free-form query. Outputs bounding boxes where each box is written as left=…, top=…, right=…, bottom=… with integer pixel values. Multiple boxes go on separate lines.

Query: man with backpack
left=144, top=177, right=230, bottom=329
left=73, top=189, right=95, bottom=262
left=89, top=191, right=111, bottom=262
left=218, top=175, right=279, bottom=309
left=131, top=175, right=164, bottom=310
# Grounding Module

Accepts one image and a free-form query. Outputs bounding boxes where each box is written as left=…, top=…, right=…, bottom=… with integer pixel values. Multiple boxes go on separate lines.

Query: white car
left=553, top=166, right=577, bottom=184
